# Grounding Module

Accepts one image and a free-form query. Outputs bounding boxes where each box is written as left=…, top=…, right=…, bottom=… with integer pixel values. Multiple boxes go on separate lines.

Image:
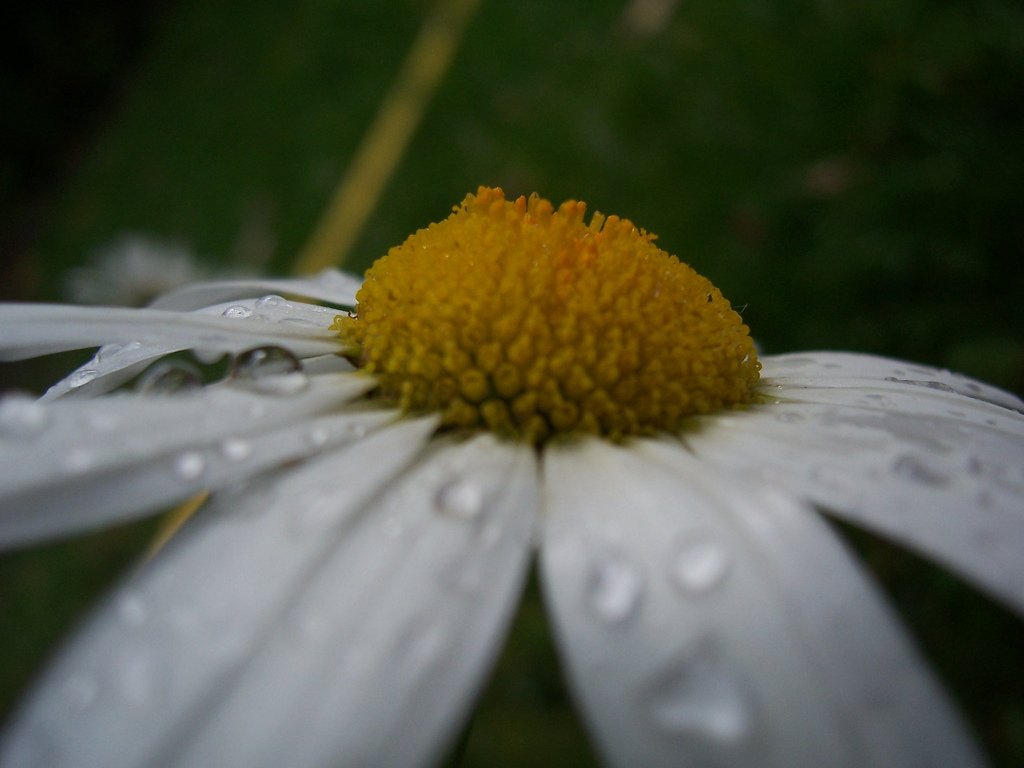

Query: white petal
left=1, top=408, right=395, bottom=549
left=0, top=422, right=538, bottom=768
left=147, top=270, right=362, bottom=311
left=689, top=379, right=1024, bottom=614
left=0, top=303, right=343, bottom=362
left=762, top=351, right=1024, bottom=413
left=0, top=417, right=436, bottom=768
left=40, top=297, right=349, bottom=400
left=42, top=342, right=160, bottom=401
left=170, top=433, right=537, bottom=768
left=541, top=437, right=987, bottom=768
left=0, top=373, right=375, bottom=548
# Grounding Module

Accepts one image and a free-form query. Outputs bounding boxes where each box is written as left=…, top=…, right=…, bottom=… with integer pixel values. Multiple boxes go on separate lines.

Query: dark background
left=1, top=0, right=1022, bottom=765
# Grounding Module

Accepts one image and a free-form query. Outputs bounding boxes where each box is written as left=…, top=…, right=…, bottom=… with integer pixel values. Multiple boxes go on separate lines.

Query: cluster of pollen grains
left=331, top=187, right=760, bottom=443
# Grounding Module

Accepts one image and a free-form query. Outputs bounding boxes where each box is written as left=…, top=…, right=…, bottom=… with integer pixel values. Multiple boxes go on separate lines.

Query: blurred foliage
left=1, top=0, right=1023, bottom=765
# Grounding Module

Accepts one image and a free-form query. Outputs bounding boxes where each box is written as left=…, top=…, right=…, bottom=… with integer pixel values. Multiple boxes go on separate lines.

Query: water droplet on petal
left=645, top=645, right=752, bottom=744
left=434, top=479, right=485, bottom=520
left=137, top=362, right=203, bottom=395
left=193, top=348, right=224, bottom=365
left=231, top=346, right=309, bottom=395
left=254, top=294, right=285, bottom=311
left=670, top=537, right=730, bottom=595
left=222, top=304, right=253, bottom=319
left=232, top=345, right=301, bottom=377
left=587, top=554, right=643, bottom=623
left=893, top=454, right=949, bottom=487
left=261, top=372, right=310, bottom=396
left=67, top=368, right=99, bottom=389
left=96, top=341, right=142, bottom=361
left=220, top=438, right=253, bottom=462
left=0, top=393, right=48, bottom=437
left=174, top=452, right=206, bottom=480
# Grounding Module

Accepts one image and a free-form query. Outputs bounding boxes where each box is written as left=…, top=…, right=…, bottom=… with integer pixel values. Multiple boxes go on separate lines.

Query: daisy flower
left=1, top=187, right=1022, bottom=768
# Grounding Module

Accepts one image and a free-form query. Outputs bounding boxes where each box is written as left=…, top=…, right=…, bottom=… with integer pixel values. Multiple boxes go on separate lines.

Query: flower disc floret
left=332, top=187, right=760, bottom=442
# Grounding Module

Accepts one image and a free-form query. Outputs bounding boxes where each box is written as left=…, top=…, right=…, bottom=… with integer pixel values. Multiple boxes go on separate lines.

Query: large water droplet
left=254, top=294, right=285, bottom=311
left=222, top=304, right=253, bottom=319
left=95, top=341, right=142, bottom=361
left=893, top=454, right=949, bottom=487
left=137, top=362, right=203, bottom=395
left=434, top=479, right=484, bottom=520
left=231, top=346, right=308, bottom=395
left=645, top=646, right=752, bottom=743
left=0, top=393, right=48, bottom=437
left=587, top=554, right=643, bottom=624
left=174, top=452, right=206, bottom=480
left=66, top=368, right=99, bottom=389
left=669, top=536, right=730, bottom=595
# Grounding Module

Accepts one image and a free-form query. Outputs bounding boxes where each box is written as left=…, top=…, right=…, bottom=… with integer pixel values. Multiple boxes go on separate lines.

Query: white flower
left=1, top=200, right=1023, bottom=767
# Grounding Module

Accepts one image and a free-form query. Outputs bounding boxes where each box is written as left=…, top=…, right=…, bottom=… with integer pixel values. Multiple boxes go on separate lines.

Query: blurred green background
left=1, top=0, right=1023, bottom=765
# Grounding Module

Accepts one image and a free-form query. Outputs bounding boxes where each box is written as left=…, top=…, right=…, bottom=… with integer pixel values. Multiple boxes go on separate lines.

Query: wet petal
left=0, top=303, right=343, bottom=362
left=0, top=373, right=375, bottom=548
left=169, top=433, right=536, bottom=768
left=541, top=437, right=987, bottom=768
left=0, top=422, right=538, bottom=768
left=690, top=374, right=1024, bottom=615
left=147, top=270, right=362, bottom=311
left=39, top=298, right=349, bottom=401
left=762, top=352, right=1024, bottom=413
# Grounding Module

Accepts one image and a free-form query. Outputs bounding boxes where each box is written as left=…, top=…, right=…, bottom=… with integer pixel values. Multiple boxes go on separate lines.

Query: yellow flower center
left=332, top=187, right=760, bottom=442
